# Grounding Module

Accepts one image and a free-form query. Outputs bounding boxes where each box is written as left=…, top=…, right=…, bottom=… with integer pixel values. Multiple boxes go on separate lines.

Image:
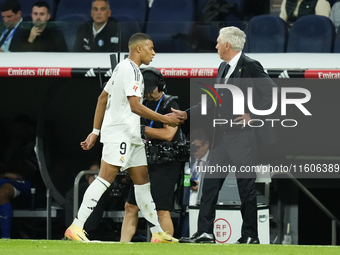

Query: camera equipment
left=144, top=140, right=190, bottom=164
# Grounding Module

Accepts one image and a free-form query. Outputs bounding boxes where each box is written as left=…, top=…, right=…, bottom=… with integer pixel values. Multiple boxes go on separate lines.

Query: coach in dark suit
left=175, top=26, right=278, bottom=244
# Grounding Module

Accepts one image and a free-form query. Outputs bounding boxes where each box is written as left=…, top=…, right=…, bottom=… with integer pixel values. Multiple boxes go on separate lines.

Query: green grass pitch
left=1, top=240, right=340, bottom=255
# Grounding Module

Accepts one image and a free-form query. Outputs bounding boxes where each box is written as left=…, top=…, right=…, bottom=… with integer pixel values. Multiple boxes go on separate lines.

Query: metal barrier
left=274, top=172, right=340, bottom=245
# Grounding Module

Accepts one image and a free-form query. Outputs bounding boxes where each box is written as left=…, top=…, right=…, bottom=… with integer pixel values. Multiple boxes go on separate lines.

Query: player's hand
left=234, top=113, right=252, bottom=129
left=170, top=108, right=187, bottom=124
left=28, top=27, right=42, bottom=43
left=80, top=133, right=98, bottom=150
left=164, top=114, right=182, bottom=127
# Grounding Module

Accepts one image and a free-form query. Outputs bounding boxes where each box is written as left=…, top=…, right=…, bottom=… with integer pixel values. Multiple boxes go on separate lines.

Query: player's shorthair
left=128, top=33, right=152, bottom=47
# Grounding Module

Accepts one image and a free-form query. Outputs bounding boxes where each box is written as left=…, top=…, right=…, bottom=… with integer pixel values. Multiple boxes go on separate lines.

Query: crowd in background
left=1, top=0, right=340, bottom=53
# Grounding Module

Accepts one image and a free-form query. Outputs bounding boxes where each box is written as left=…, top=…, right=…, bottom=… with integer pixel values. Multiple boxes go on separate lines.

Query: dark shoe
left=235, top=236, right=260, bottom=244
left=179, top=232, right=216, bottom=243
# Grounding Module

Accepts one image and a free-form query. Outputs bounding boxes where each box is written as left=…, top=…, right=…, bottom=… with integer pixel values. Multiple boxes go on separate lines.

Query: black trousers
left=197, top=128, right=258, bottom=238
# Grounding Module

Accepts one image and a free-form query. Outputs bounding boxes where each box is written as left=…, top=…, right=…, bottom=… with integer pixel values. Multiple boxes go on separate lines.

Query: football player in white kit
left=64, top=33, right=182, bottom=243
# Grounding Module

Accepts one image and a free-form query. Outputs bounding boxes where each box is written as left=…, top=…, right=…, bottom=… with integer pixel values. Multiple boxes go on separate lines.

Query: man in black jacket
left=22, top=1, right=68, bottom=52
left=73, top=0, right=119, bottom=52
left=173, top=26, right=278, bottom=244
left=0, top=0, right=28, bottom=52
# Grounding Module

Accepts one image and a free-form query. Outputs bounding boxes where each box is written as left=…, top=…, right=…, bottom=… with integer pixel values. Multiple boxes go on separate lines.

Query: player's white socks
left=73, top=176, right=110, bottom=228
left=134, top=182, right=163, bottom=233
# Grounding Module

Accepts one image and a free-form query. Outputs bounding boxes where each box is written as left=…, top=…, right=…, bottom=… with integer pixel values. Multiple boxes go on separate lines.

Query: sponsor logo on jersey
left=110, top=37, right=119, bottom=43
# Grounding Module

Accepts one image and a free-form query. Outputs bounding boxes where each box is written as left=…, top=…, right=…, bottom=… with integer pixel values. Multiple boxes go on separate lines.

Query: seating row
left=244, top=14, right=340, bottom=53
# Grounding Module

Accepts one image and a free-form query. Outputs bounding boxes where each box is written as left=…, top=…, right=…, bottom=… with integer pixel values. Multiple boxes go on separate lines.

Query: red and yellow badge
left=133, top=82, right=139, bottom=92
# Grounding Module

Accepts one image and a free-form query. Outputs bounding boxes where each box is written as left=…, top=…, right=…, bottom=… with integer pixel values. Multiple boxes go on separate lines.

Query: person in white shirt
left=64, top=32, right=182, bottom=243
left=279, top=0, right=331, bottom=26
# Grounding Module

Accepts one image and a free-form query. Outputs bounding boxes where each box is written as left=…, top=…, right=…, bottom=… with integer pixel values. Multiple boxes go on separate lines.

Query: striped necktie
left=0, top=28, right=13, bottom=47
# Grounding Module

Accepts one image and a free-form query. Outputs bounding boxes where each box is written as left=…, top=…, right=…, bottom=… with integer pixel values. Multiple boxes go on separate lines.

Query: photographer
left=120, top=67, right=185, bottom=241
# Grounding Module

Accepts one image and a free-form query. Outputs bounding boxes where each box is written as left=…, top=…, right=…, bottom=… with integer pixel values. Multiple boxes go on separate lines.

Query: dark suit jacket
left=0, top=21, right=30, bottom=52
left=216, top=53, right=278, bottom=144
left=188, top=53, right=278, bottom=145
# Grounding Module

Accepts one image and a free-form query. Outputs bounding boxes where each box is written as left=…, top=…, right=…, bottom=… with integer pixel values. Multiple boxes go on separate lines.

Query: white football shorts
left=102, top=142, right=147, bottom=171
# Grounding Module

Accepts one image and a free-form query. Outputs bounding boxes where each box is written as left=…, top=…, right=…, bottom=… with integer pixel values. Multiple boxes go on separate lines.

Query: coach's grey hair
left=219, top=26, right=246, bottom=52
left=92, top=0, right=110, bottom=9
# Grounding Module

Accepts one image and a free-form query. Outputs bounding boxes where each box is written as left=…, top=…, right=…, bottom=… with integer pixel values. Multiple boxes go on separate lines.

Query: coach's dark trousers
left=197, top=128, right=258, bottom=238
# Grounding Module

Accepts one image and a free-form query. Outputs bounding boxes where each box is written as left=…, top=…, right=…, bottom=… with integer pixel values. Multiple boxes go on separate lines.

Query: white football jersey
left=100, top=58, right=144, bottom=144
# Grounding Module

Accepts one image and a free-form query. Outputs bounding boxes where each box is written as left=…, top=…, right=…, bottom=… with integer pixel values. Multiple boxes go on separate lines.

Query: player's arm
left=93, top=90, right=108, bottom=130
left=144, top=99, right=179, bottom=141
left=81, top=90, right=108, bottom=150
left=144, top=124, right=178, bottom=142
left=128, top=96, right=181, bottom=127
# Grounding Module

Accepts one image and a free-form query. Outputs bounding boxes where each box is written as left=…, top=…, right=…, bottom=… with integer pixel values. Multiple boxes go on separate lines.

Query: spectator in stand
left=330, top=1, right=340, bottom=31
left=0, top=0, right=29, bottom=52
left=73, top=0, right=120, bottom=52
left=22, top=1, right=68, bottom=52
left=280, top=0, right=331, bottom=26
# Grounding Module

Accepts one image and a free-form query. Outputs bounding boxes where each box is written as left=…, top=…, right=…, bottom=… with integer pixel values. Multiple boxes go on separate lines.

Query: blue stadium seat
left=109, top=0, right=148, bottom=30
left=224, top=0, right=247, bottom=29
left=195, top=0, right=209, bottom=20
left=245, top=15, right=288, bottom=53
left=18, top=0, right=56, bottom=20
left=111, top=14, right=142, bottom=52
left=145, top=0, right=195, bottom=52
left=56, top=14, right=89, bottom=52
left=55, top=0, right=92, bottom=21
left=334, top=28, right=340, bottom=52
left=287, top=15, right=335, bottom=53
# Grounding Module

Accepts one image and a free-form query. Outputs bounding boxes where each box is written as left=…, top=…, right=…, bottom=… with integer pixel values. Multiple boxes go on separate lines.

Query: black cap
left=143, top=71, right=159, bottom=93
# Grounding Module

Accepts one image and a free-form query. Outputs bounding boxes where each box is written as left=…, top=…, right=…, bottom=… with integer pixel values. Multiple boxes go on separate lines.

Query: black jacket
left=190, top=53, right=278, bottom=145
left=0, top=20, right=30, bottom=52
left=217, top=53, right=278, bottom=144
left=22, top=22, right=68, bottom=52
left=73, top=17, right=120, bottom=52
left=143, top=94, right=185, bottom=143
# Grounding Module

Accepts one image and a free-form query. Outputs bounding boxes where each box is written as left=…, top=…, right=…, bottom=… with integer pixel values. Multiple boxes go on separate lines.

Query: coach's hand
left=81, top=133, right=98, bottom=150
left=234, top=113, right=252, bottom=129
left=164, top=113, right=182, bottom=127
